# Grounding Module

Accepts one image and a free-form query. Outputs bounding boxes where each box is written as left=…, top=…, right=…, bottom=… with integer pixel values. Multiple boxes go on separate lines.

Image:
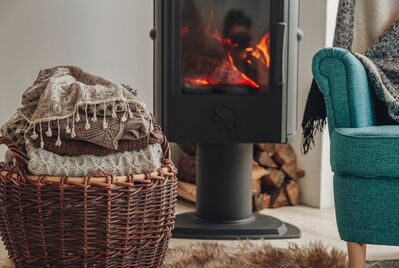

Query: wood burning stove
left=153, top=0, right=302, bottom=239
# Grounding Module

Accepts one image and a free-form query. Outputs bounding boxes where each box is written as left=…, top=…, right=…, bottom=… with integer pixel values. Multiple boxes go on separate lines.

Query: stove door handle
left=274, top=22, right=287, bottom=86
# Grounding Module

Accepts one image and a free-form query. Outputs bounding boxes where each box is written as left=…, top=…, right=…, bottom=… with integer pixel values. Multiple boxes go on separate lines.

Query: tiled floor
left=170, top=201, right=399, bottom=261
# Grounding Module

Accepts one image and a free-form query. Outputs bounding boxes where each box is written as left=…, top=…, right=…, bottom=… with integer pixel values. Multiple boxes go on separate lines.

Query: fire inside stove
left=182, top=0, right=271, bottom=94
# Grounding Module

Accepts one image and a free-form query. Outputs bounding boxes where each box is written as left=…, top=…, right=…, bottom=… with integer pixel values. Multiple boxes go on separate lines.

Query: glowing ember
left=183, top=27, right=270, bottom=89
left=186, top=76, right=214, bottom=86
left=227, top=51, right=260, bottom=88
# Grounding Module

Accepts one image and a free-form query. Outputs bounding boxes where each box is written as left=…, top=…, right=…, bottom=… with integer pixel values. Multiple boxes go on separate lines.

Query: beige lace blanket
left=1, top=66, right=154, bottom=152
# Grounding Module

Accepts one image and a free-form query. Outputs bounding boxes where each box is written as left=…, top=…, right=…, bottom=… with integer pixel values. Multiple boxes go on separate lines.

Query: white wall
left=326, top=0, right=340, bottom=46
left=319, top=0, right=340, bottom=208
left=290, top=0, right=328, bottom=208
left=0, top=0, right=154, bottom=158
left=294, top=0, right=338, bottom=208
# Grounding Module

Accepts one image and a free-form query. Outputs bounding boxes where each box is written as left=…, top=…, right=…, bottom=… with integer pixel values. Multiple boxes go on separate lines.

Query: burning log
left=228, top=48, right=270, bottom=87
left=183, top=55, right=261, bottom=88
left=181, top=5, right=271, bottom=91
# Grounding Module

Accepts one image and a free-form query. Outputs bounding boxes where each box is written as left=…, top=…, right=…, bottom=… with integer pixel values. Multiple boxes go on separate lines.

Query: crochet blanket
left=1, top=66, right=153, bottom=152
left=302, top=0, right=399, bottom=153
left=26, top=143, right=163, bottom=177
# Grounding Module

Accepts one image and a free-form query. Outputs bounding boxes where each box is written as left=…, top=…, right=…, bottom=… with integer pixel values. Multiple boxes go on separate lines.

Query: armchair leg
left=347, top=242, right=366, bottom=268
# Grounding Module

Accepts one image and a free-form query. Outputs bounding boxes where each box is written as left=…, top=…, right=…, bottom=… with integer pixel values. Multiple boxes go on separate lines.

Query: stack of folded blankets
left=1, top=66, right=164, bottom=177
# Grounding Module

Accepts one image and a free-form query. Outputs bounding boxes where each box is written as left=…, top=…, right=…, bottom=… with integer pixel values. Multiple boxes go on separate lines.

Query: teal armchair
left=312, top=48, right=399, bottom=267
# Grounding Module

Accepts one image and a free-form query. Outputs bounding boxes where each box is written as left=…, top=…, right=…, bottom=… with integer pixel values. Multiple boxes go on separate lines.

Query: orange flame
left=249, top=32, right=271, bottom=68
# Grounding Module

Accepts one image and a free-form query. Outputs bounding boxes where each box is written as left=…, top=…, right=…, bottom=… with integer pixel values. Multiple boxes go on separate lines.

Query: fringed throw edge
left=301, top=80, right=327, bottom=154
left=1, top=98, right=149, bottom=150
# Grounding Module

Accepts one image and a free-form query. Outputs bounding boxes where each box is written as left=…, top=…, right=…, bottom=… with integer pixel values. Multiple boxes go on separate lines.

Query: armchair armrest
left=312, top=48, right=376, bottom=131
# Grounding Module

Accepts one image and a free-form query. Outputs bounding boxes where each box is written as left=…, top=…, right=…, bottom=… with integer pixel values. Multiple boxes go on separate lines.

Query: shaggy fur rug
left=0, top=242, right=396, bottom=267
left=163, top=242, right=348, bottom=268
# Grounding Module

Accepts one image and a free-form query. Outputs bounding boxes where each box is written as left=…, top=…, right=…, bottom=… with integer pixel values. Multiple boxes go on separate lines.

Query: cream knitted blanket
left=26, top=143, right=162, bottom=177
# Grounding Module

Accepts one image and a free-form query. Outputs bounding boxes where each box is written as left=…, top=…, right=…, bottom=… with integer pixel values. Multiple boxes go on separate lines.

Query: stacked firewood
left=177, top=143, right=305, bottom=211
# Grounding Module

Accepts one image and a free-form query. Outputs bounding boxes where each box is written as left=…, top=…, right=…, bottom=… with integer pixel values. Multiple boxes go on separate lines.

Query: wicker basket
left=0, top=137, right=177, bottom=268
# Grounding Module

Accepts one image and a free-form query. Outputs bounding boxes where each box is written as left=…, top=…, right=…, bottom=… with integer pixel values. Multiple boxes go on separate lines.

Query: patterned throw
left=1, top=66, right=154, bottom=153
left=30, top=126, right=164, bottom=157
left=302, top=0, right=399, bottom=153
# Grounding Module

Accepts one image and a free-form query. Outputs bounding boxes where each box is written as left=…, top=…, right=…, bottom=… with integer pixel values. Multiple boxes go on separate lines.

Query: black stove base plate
left=172, top=212, right=301, bottom=240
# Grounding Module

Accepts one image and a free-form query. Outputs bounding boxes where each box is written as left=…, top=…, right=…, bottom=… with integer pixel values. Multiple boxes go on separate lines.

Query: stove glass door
left=181, top=0, right=271, bottom=95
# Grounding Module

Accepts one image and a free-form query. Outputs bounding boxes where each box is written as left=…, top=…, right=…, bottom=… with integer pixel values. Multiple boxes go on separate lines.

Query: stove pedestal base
left=172, top=143, right=301, bottom=240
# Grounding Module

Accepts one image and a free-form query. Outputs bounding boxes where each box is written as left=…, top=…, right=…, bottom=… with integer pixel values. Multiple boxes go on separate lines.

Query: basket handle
left=0, top=136, right=28, bottom=174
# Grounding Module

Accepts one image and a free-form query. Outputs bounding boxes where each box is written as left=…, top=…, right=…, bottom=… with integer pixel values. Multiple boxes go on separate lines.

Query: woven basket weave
left=0, top=136, right=177, bottom=268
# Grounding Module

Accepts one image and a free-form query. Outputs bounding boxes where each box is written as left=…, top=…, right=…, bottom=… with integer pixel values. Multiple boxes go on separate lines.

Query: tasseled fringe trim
left=103, top=102, right=108, bottom=129
left=66, top=117, right=71, bottom=134
left=111, top=101, right=117, bottom=119
left=19, top=99, right=147, bottom=149
left=39, top=122, right=44, bottom=148
left=46, top=120, right=52, bottom=137
left=84, top=104, right=91, bottom=130
left=71, top=112, right=77, bottom=138
left=92, top=104, right=98, bottom=122
left=75, top=110, right=81, bottom=122
left=55, top=119, right=62, bottom=147
left=31, top=124, right=38, bottom=140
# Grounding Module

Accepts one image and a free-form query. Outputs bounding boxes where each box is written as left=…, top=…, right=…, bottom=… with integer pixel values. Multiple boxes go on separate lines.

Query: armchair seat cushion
left=331, top=126, right=399, bottom=178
